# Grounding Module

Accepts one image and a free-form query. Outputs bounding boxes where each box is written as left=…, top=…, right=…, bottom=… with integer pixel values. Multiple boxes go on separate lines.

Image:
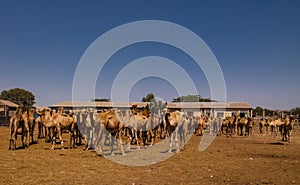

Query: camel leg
left=50, top=127, right=56, bottom=150
left=168, top=132, right=173, bottom=153
left=31, top=122, right=35, bottom=143
left=23, top=120, right=29, bottom=147
left=288, top=129, right=292, bottom=142
left=12, top=124, right=18, bottom=150
left=118, top=131, right=126, bottom=156
left=175, top=128, right=179, bottom=153
left=69, top=130, right=74, bottom=149
left=9, top=120, right=15, bottom=150
left=45, top=127, right=48, bottom=143
left=135, top=130, right=141, bottom=150
left=91, top=128, right=96, bottom=147
left=57, top=127, right=64, bottom=150
left=149, top=129, right=155, bottom=146
left=126, top=128, right=132, bottom=150
left=168, top=127, right=179, bottom=153
left=234, top=124, right=238, bottom=136
left=93, top=126, right=104, bottom=154
left=110, top=134, right=115, bottom=155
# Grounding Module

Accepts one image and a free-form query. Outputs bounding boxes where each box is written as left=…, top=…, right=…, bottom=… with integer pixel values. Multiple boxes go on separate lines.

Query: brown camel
left=165, top=110, right=187, bottom=153
left=195, top=115, right=209, bottom=136
left=129, top=105, right=157, bottom=148
left=9, top=106, right=25, bottom=150
left=95, top=109, right=126, bottom=156
left=259, top=118, right=267, bottom=135
left=22, top=108, right=36, bottom=146
left=51, top=111, right=76, bottom=150
left=282, top=116, right=295, bottom=142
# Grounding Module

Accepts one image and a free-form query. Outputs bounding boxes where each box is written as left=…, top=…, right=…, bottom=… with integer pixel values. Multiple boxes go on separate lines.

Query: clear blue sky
left=0, top=0, right=299, bottom=110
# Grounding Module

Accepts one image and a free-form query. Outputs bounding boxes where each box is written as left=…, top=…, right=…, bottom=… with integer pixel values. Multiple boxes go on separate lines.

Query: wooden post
left=249, top=109, right=253, bottom=118
left=4, top=105, right=7, bottom=122
left=126, top=109, right=130, bottom=122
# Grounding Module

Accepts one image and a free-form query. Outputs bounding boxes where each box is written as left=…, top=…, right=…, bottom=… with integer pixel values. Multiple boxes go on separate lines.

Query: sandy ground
left=0, top=125, right=299, bottom=185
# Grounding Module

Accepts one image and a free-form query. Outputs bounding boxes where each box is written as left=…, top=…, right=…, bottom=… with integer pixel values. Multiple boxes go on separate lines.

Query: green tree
left=142, top=93, right=155, bottom=102
left=290, top=107, right=300, bottom=116
left=91, top=98, right=110, bottom=102
left=253, top=106, right=276, bottom=117
left=0, top=88, right=35, bottom=108
left=253, top=106, right=264, bottom=116
left=172, top=95, right=216, bottom=102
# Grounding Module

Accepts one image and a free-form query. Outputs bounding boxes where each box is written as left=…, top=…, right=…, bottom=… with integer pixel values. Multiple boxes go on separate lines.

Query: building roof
left=49, top=101, right=149, bottom=108
left=34, top=105, right=48, bottom=110
left=0, top=99, right=19, bottom=107
left=167, top=102, right=251, bottom=109
left=226, top=102, right=252, bottom=109
left=50, top=101, right=251, bottom=109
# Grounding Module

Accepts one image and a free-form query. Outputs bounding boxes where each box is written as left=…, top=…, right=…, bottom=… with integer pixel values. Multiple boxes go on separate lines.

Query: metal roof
left=49, top=101, right=149, bottom=108
left=0, top=99, right=19, bottom=107
left=50, top=101, right=251, bottom=109
left=167, top=102, right=251, bottom=109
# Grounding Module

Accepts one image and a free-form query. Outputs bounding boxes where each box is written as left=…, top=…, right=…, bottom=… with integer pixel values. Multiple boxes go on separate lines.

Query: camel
left=94, top=109, right=127, bottom=156
left=22, top=108, right=36, bottom=146
left=195, top=115, right=209, bottom=136
left=75, top=110, right=97, bottom=150
left=259, top=118, right=268, bottom=135
left=267, top=117, right=281, bottom=137
left=9, top=106, right=26, bottom=150
left=236, top=116, right=247, bottom=136
left=165, top=110, right=187, bottom=153
left=35, top=112, right=45, bottom=139
left=50, top=111, right=76, bottom=150
left=245, top=117, right=254, bottom=136
left=221, top=115, right=238, bottom=137
left=129, top=112, right=151, bottom=149
left=211, top=117, right=222, bottom=136
left=38, top=109, right=56, bottom=143
left=35, top=109, right=49, bottom=139
left=128, top=105, right=158, bottom=148
left=282, top=116, right=294, bottom=142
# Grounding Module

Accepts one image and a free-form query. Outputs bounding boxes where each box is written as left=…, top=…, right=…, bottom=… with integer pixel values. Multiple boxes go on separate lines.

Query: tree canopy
left=91, top=98, right=110, bottom=102
left=141, top=93, right=166, bottom=114
left=0, top=88, right=35, bottom=108
left=172, top=95, right=216, bottom=102
left=142, top=93, right=155, bottom=102
left=290, top=107, right=300, bottom=116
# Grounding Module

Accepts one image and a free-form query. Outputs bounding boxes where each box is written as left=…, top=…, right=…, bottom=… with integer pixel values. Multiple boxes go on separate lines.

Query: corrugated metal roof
left=50, top=101, right=251, bottom=109
left=226, top=102, right=251, bottom=109
left=167, top=102, right=228, bottom=109
left=0, top=99, right=19, bottom=107
left=34, top=105, right=48, bottom=110
left=50, top=101, right=149, bottom=108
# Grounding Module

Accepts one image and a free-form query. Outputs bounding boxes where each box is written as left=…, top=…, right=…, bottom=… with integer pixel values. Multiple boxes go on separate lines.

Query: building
left=0, top=99, right=19, bottom=125
left=49, top=101, right=252, bottom=118
left=166, top=102, right=252, bottom=118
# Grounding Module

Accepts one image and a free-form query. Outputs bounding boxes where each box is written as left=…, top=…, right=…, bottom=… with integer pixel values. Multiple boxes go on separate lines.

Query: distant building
left=49, top=101, right=252, bottom=118
left=0, top=99, right=19, bottom=125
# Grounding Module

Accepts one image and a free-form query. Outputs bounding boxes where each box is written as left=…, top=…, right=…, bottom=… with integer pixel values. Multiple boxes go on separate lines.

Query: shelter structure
left=50, top=101, right=252, bottom=118
left=0, top=99, right=19, bottom=125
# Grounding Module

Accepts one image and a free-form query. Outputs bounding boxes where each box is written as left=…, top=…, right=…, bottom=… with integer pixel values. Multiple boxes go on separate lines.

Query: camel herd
left=8, top=105, right=297, bottom=155
left=257, top=116, right=297, bottom=142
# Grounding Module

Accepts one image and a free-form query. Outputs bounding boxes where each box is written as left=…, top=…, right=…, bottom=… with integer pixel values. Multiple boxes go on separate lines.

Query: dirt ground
left=0, top=125, right=299, bottom=185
